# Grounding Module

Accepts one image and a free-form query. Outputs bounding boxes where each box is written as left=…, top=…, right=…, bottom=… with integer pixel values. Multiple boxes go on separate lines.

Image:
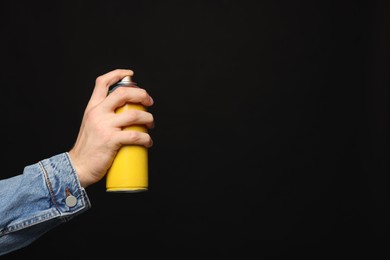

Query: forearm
left=0, top=153, right=91, bottom=256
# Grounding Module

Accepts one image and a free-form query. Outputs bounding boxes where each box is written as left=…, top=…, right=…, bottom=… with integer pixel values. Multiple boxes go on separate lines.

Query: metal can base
left=106, top=187, right=148, bottom=193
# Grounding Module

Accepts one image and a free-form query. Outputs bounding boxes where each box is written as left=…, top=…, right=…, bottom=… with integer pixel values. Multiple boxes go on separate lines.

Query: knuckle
left=126, top=110, right=139, bottom=122
left=97, top=124, right=113, bottom=143
left=115, top=87, right=127, bottom=96
left=95, top=75, right=105, bottom=85
left=83, top=109, right=94, bottom=122
left=127, top=131, right=140, bottom=142
left=85, top=106, right=99, bottom=120
left=101, top=131, right=112, bottom=143
left=138, top=89, right=148, bottom=99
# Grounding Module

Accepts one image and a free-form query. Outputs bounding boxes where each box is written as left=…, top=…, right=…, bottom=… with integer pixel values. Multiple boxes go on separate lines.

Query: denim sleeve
left=0, top=152, right=91, bottom=256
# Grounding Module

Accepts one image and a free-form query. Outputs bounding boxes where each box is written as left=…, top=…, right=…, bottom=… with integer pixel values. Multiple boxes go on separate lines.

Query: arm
left=0, top=69, right=154, bottom=256
left=0, top=153, right=90, bottom=256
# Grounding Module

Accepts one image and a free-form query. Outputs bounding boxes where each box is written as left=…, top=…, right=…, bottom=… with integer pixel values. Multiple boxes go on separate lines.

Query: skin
left=68, top=69, right=154, bottom=188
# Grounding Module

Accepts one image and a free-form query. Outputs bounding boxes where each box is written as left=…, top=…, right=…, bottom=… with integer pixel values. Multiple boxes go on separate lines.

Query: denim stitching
left=38, top=161, right=59, bottom=211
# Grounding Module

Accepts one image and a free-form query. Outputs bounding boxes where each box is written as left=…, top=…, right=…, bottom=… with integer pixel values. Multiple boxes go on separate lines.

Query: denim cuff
left=39, top=152, right=91, bottom=220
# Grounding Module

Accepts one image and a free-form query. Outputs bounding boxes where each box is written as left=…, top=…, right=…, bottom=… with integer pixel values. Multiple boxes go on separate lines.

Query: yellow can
left=106, top=76, right=148, bottom=192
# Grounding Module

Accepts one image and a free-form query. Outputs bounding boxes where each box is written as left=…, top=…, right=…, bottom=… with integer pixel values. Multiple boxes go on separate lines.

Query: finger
left=103, top=86, right=154, bottom=112
left=111, top=110, right=154, bottom=129
left=114, top=131, right=153, bottom=148
left=88, top=69, right=134, bottom=108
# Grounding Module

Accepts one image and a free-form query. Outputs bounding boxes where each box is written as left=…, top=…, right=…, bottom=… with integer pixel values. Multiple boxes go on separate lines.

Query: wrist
left=68, top=150, right=91, bottom=188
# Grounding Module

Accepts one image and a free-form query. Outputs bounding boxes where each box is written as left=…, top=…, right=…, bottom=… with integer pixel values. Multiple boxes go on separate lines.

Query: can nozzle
left=120, top=75, right=133, bottom=84
left=109, top=75, right=137, bottom=94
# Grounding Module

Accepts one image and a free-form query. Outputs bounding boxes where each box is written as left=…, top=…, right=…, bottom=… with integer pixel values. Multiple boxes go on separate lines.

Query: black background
left=0, top=0, right=388, bottom=259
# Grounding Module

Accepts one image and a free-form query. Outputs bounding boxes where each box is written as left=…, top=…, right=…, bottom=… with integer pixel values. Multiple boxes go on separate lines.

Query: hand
left=68, top=69, right=154, bottom=188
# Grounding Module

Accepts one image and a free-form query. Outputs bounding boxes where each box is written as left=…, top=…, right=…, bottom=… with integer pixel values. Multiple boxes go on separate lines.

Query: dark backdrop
left=0, top=0, right=388, bottom=259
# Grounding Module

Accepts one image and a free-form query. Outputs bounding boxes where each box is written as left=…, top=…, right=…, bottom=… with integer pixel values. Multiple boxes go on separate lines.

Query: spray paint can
left=106, top=75, right=148, bottom=192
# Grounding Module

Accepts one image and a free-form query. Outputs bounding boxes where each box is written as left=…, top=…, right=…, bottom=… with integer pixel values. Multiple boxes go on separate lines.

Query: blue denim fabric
left=0, top=152, right=91, bottom=256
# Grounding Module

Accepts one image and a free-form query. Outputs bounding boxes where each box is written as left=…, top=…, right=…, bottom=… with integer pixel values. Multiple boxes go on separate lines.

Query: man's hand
left=69, top=69, right=154, bottom=188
